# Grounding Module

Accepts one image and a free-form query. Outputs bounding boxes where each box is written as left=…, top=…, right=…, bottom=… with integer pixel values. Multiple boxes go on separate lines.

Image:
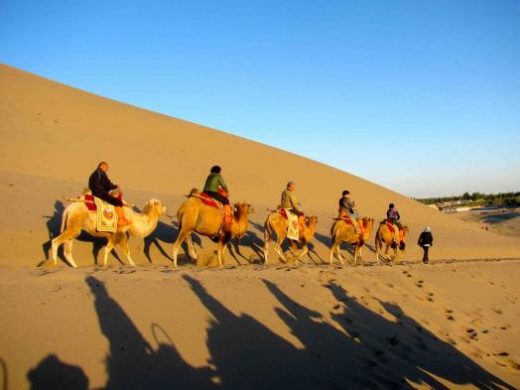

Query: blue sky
left=1, top=0, right=519, bottom=197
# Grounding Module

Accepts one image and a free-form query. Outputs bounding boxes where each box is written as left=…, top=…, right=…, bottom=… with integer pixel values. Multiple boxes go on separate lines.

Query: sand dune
left=0, top=63, right=518, bottom=267
left=1, top=64, right=519, bottom=388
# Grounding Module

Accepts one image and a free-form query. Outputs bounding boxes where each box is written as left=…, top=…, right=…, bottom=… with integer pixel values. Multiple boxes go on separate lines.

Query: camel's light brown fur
left=50, top=198, right=166, bottom=267
left=374, top=222, right=409, bottom=263
left=329, top=217, right=375, bottom=265
left=263, top=212, right=319, bottom=264
left=172, top=193, right=253, bottom=267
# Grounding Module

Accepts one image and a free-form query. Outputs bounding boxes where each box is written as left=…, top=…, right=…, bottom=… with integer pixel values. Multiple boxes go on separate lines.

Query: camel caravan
left=49, top=162, right=409, bottom=268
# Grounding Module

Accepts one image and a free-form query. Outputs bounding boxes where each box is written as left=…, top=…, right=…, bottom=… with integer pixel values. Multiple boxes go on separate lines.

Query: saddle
left=275, top=208, right=301, bottom=241
left=83, top=192, right=124, bottom=211
left=199, top=192, right=221, bottom=209
left=385, top=220, right=396, bottom=234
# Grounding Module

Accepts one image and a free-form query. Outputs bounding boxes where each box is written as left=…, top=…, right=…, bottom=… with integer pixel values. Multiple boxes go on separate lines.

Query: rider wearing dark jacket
left=88, top=161, right=129, bottom=227
left=88, top=163, right=123, bottom=207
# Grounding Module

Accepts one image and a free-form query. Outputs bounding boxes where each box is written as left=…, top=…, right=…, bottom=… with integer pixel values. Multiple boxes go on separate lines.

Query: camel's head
left=362, top=218, right=375, bottom=239
left=144, top=199, right=167, bottom=216
left=305, top=215, right=319, bottom=227
left=233, top=202, right=253, bottom=217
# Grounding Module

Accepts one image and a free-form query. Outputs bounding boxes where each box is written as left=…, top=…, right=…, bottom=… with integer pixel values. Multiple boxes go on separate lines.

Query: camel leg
left=186, top=234, right=198, bottom=261
left=289, top=240, right=298, bottom=255
left=385, top=244, right=393, bottom=263
left=120, top=235, right=135, bottom=266
left=274, top=237, right=287, bottom=263
left=102, top=238, right=116, bottom=267
left=339, top=247, right=350, bottom=265
left=329, top=244, right=336, bottom=265
left=51, top=229, right=80, bottom=267
left=172, top=229, right=190, bottom=268
left=263, top=231, right=271, bottom=264
left=63, top=240, right=78, bottom=268
left=217, top=239, right=226, bottom=268
left=296, top=244, right=308, bottom=263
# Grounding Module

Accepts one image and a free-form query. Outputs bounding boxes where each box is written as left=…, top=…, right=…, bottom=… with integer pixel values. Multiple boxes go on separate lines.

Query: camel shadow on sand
left=182, top=275, right=514, bottom=388
left=27, top=275, right=515, bottom=389
left=143, top=218, right=202, bottom=266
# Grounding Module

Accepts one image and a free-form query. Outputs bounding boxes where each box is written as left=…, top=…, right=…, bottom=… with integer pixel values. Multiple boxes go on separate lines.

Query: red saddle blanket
left=199, top=192, right=220, bottom=208
left=84, top=193, right=123, bottom=211
left=279, top=208, right=288, bottom=219
left=333, top=215, right=353, bottom=224
left=84, top=194, right=97, bottom=211
left=386, top=221, right=396, bottom=234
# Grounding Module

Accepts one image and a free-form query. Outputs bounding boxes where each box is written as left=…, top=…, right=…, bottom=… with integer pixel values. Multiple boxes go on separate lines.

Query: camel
left=329, top=217, right=375, bottom=265
left=263, top=211, right=319, bottom=264
left=172, top=192, right=253, bottom=267
left=374, top=221, right=408, bottom=264
left=50, top=198, right=167, bottom=267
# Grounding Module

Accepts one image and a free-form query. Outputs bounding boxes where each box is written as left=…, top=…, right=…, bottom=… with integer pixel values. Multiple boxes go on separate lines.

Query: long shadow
left=42, top=201, right=65, bottom=261
left=227, top=230, right=264, bottom=264
left=325, top=281, right=515, bottom=389
left=183, top=275, right=310, bottom=388
left=27, top=354, right=89, bottom=390
left=85, top=276, right=216, bottom=389
left=314, top=230, right=331, bottom=248
left=143, top=220, right=178, bottom=263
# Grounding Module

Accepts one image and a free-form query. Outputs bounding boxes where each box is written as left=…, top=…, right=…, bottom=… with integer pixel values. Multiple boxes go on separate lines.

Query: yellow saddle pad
left=93, top=197, right=118, bottom=233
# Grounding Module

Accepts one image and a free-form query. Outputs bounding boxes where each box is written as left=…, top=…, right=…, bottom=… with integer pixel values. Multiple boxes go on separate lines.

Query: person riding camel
left=386, top=202, right=404, bottom=241
left=203, top=165, right=232, bottom=231
left=281, top=181, right=305, bottom=231
left=338, top=190, right=360, bottom=233
left=88, top=161, right=130, bottom=227
left=386, top=203, right=402, bottom=228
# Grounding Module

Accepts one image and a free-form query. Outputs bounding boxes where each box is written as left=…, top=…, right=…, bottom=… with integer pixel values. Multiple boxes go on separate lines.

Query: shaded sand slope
left=0, top=63, right=519, bottom=267
left=1, top=261, right=519, bottom=388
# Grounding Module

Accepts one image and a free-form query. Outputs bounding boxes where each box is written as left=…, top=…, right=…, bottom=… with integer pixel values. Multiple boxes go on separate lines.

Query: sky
left=1, top=0, right=519, bottom=197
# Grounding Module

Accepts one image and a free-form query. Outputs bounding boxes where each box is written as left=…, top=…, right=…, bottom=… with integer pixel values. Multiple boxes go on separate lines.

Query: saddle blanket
left=284, top=208, right=299, bottom=241
left=93, top=197, right=118, bottom=233
left=199, top=192, right=221, bottom=209
left=385, top=221, right=401, bottom=243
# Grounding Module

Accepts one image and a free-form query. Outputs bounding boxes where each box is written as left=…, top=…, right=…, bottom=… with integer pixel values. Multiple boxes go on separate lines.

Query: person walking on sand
left=88, top=161, right=130, bottom=227
left=418, top=226, right=433, bottom=264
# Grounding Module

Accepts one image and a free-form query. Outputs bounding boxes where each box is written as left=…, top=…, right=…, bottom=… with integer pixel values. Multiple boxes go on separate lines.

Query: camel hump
left=187, top=188, right=199, bottom=197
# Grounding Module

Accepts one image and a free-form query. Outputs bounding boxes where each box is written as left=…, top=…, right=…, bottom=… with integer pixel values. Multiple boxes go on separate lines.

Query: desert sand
left=0, top=64, right=519, bottom=388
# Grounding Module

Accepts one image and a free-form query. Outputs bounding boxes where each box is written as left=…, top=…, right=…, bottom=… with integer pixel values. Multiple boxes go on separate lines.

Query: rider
left=386, top=202, right=403, bottom=241
left=88, top=161, right=130, bottom=227
left=281, top=181, right=305, bottom=230
left=386, top=203, right=402, bottom=228
left=338, top=190, right=360, bottom=232
left=203, top=165, right=232, bottom=231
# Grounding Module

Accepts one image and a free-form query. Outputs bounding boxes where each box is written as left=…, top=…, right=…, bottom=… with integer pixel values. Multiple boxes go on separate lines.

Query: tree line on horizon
left=416, top=191, right=520, bottom=208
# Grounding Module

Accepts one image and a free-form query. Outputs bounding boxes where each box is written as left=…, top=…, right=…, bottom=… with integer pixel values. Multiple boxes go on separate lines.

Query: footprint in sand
left=445, top=309, right=455, bottom=321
